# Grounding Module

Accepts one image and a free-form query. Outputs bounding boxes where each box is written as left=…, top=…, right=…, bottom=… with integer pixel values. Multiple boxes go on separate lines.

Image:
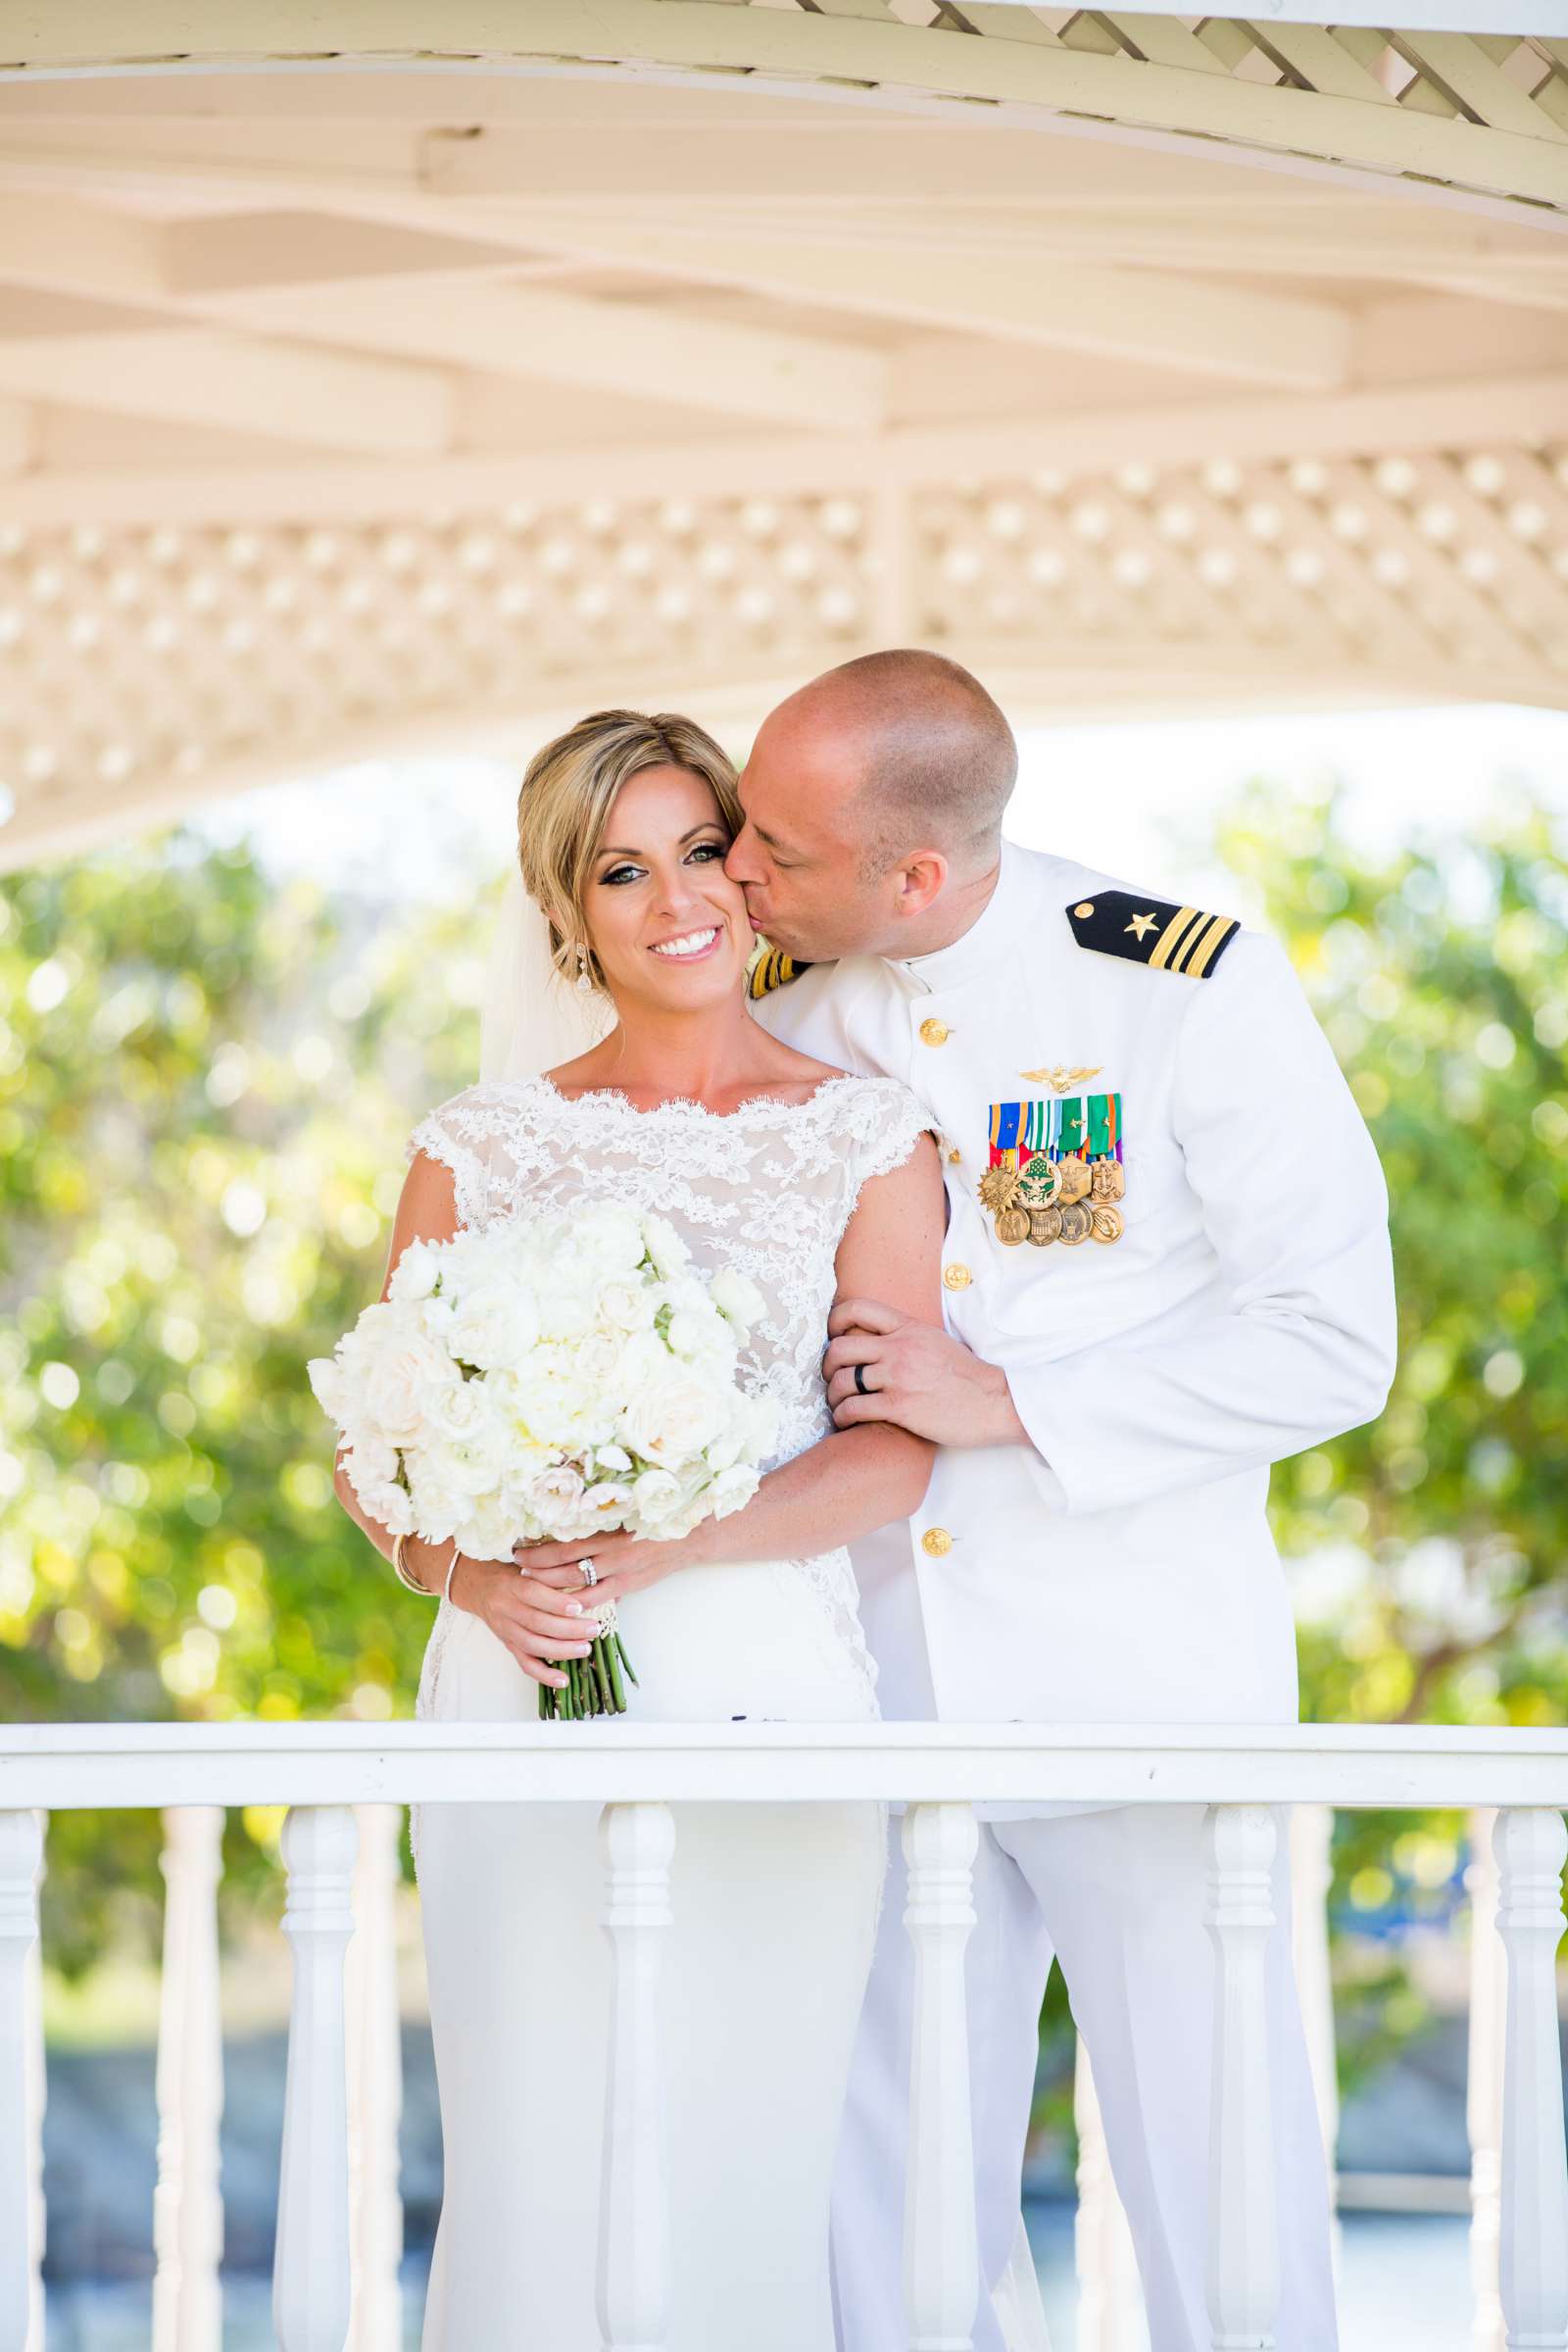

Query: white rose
left=703, top=1424, right=746, bottom=1474
left=619, top=1372, right=727, bottom=1468
left=664, top=1305, right=726, bottom=1362
left=364, top=1321, right=460, bottom=1445
left=595, top=1443, right=633, bottom=1473
left=710, top=1266, right=767, bottom=1336
left=641, top=1213, right=691, bottom=1281
left=307, top=1354, right=350, bottom=1425
left=582, top=1477, right=635, bottom=1529
left=455, top=1493, right=522, bottom=1563
left=535, top=1280, right=594, bottom=1344
left=570, top=1202, right=648, bottom=1274
left=596, top=1275, right=656, bottom=1335
left=446, top=1280, right=540, bottom=1373
left=709, top=1463, right=759, bottom=1520
left=387, top=1238, right=443, bottom=1302
left=343, top=1452, right=416, bottom=1535
left=630, top=1468, right=684, bottom=1525
left=526, top=1463, right=586, bottom=1527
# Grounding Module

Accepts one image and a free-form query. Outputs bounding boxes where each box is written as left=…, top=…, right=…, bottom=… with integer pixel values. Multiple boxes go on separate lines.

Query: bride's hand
left=512, top=1525, right=710, bottom=1611
left=451, top=1552, right=605, bottom=1691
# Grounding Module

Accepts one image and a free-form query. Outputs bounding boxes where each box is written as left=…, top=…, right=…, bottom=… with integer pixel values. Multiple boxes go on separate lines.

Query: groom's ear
left=891, top=851, right=949, bottom=919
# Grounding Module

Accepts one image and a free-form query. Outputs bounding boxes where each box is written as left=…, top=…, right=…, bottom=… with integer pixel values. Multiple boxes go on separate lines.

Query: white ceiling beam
left=197, top=277, right=890, bottom=433
left=0, top=328, right=454, bottom=456
left=0, top=191, right=890, bottom=432
left=2, top=368, right=1558, bottom=530
left=0, top=396, right=33, bottom=473
left=474, top=220, right=1355, bottom=393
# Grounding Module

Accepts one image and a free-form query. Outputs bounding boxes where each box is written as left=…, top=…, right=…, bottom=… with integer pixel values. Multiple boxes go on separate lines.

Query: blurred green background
left=3, top=763, right=1565, bottom=2143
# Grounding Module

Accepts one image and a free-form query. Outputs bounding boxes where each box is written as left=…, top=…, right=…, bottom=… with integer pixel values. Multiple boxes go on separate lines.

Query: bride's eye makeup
left=598, top=836, right=729, bottom=888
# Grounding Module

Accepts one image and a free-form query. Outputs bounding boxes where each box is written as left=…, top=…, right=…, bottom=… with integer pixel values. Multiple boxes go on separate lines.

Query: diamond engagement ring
left=577, top=1557, right=598, bottom=1587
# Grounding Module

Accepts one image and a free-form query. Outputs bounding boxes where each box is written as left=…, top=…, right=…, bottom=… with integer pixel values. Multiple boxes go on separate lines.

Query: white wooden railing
left=2, top=1723, right=1566, bottom=2352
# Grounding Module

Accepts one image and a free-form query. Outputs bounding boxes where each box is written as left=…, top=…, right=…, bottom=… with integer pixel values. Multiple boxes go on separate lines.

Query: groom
left=731, top=649, right=1396, bottom=2351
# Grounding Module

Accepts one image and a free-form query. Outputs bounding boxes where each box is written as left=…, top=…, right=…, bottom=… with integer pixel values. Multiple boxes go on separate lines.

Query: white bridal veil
left=477, top=864, right=614, bottom=1085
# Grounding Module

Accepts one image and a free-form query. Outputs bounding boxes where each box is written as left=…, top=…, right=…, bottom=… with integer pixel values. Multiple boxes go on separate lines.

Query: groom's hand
left=823, top=1298, right=1030, bottom=1449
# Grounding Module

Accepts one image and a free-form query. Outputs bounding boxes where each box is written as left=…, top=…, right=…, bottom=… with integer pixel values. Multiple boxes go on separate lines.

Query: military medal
left=985, top=1089, right=1127, bottom=1256
left=1016, top=1156, right=1061, bottom=1209
left=1058, top=1200, right=1094, bottom=1246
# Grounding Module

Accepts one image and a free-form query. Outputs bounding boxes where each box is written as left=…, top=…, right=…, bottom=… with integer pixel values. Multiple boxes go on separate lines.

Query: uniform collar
left=894, top=835, right=1032, bottom=995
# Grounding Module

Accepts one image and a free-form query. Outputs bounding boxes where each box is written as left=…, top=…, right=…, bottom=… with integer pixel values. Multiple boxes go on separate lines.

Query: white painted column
left=1469, top=1804, right=1507, bottom=2352
left=23, top=1813, right=45, bottom=2352
left=152, top=1805, right=225, bottom=2352
left=346, top=1803, right=406, bottom=2352
left=273, top=1804, right=359, bottom=2352
left=1288, top=1805, right=1340, bottom=2166
left=1073, top=2038, right=1145, bottom=2352
left=0, top=1810, right=45, bottom=2352
left=903, top=1799, right=981, bottom=2352
left=1494, top=1807, right=1568, bottom=2352
left=1204, top=1803, right=1280, bottom=2352
left=597, top=1800, right=675, bottom=2352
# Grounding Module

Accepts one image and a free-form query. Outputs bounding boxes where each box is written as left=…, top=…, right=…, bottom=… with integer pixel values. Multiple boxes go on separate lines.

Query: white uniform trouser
left=829, top=1801, right=1339, bottom=2352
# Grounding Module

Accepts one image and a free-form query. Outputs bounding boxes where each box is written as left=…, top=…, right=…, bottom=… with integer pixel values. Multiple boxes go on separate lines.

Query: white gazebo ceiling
left=0, top=4, right=1565, bottom=870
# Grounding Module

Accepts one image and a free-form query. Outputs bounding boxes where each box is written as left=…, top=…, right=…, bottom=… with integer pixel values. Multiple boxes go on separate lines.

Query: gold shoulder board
left=748, top=946, right=812, bottom=1000
left=1064, top=891, right=1239, bottom=979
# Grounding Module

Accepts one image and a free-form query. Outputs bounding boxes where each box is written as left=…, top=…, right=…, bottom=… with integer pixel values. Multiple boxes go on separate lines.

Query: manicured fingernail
left=566, top=1601, right=585, bottom=1615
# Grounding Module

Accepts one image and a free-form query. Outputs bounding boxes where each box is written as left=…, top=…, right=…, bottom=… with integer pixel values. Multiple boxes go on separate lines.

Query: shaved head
left=727, top=646, right=1017, bottom=962
left=779, top=649, right=1017, bottom=879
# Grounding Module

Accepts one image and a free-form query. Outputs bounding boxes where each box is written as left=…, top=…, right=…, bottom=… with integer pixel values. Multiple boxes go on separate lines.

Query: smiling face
left=579, top=763, right=754, bottom=1015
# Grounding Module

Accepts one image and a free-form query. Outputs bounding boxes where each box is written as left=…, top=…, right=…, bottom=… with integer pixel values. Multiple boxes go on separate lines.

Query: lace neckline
left=524, top=1069, right=866, bottom=1125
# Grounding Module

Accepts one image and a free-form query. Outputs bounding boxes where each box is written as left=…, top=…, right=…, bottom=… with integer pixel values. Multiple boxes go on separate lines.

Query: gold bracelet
left=390, top=1530, right=437, bottom=1596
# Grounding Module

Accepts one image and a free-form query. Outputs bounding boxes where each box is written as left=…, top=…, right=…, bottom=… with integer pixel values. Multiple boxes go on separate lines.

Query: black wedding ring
left=853, top=1361, right=871, bottom=1397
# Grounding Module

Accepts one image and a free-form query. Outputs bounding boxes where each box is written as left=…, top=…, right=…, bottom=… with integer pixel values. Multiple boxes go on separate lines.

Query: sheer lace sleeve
left=836, top=1076, right=941, bottom=1226
left=405, top=1081, right=506, bottom=1232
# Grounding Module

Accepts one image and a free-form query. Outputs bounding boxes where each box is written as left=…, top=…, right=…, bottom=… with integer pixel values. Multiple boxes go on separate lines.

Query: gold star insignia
left=1125, top=911, right=1160, bottom=942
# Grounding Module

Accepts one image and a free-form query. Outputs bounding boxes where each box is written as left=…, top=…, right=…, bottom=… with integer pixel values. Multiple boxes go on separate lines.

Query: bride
left=331, top=708, right=946, bottom=2349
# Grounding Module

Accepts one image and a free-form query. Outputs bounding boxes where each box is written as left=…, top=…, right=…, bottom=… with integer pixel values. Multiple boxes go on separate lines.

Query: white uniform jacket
left=750, top=837, right=1397, bottom=1729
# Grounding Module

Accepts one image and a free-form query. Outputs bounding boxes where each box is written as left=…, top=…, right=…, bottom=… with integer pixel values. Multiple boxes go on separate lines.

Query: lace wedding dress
left=402, top=1067, right=937, bottom=2352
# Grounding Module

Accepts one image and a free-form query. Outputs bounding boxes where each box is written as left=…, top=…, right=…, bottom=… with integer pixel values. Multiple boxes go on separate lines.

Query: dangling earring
left=574, top=941, right=592, bottom=993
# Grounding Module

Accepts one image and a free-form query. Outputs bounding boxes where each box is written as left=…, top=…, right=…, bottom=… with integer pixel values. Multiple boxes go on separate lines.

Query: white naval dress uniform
left=749, top=836, right=1397, bottom=2352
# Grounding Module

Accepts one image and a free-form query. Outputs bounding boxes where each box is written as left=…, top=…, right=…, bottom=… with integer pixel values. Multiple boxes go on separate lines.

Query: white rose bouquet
left=309, top=1201, right=776, bottom=1718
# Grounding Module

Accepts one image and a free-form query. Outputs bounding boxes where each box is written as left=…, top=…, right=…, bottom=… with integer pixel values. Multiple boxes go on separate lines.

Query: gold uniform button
left=918, top=1017, right=951, bottom=1047
left=947, top=1147, right=962, bottom=1165
left=921, top=1527, right=954, bottom=1558
left=1074, top=901, right=1096, bottom=918
left=943, top=1262, right=972, bottom=1291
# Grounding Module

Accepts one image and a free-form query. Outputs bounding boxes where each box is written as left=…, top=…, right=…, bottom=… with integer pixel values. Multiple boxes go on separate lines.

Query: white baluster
left=273, top=1804, right=359, bottom=2352
left=346, top=1804, right=405, bottom=2352
left=1073, top=2038, right=1144, bottom=2352
left=1287, top=1805, right=1340, bottom=2165
left=597, top=1800, right=675, bottom=2352
left=1469, top=1805, right=1507, bottom=2352
left=903, top=1799, right=980, bottom=2352
left=23, top=1813, right=45, bottom=2352
left=1204, top=1803, right=1279, bottom=2352
left=152, top=1805, right=224, bottom=2352
left=0, top=1810, right=44, bottom=2352
left=1494, top=1808, right=1568, bottom=2352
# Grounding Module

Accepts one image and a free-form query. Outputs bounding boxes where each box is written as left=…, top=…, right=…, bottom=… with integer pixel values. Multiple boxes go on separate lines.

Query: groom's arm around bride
left=736, top=647, right=1396, bottom=2352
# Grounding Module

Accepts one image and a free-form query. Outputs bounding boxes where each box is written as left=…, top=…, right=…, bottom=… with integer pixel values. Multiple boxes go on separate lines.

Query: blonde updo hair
left=515, top=709, right=744, bottom=992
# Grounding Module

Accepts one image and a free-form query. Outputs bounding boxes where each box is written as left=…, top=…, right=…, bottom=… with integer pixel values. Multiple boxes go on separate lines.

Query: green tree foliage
left=1, top=830, right=494, bottom=1972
